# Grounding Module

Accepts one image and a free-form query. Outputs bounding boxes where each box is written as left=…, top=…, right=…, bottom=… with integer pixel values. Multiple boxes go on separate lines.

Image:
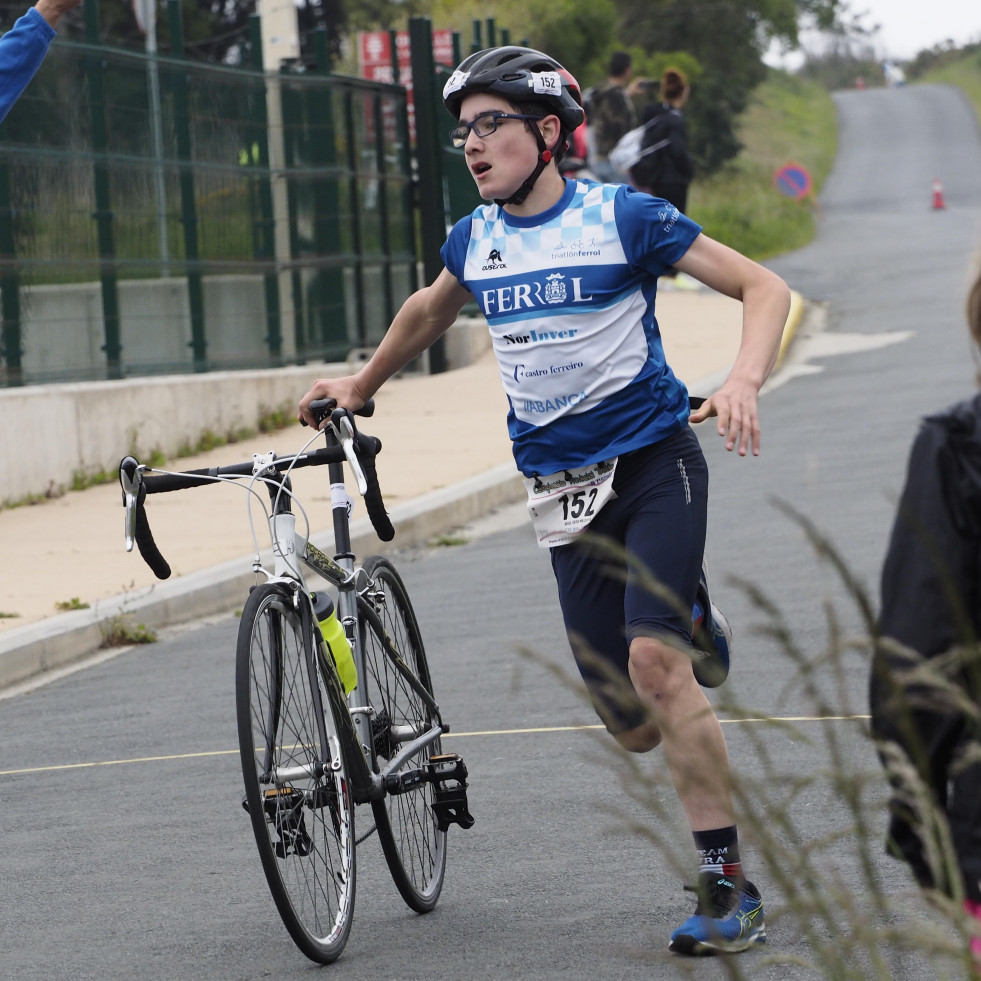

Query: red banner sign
left=358, top=30, right=455, bottom=141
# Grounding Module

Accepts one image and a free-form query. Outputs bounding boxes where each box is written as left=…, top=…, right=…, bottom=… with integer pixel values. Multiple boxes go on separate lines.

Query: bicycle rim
left=235, top=583, right=356, bottom=963
left=358, top=556, right=447, bottom=913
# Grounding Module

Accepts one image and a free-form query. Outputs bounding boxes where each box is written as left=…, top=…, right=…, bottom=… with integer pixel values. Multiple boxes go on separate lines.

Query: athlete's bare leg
left=616, top=635, right=735, bottom=831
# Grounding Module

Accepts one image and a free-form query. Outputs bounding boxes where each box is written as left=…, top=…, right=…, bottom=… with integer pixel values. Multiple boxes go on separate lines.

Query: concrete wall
left=13, top=266, right=417, bottom=380
left=1, top=315, right=490, bottom=503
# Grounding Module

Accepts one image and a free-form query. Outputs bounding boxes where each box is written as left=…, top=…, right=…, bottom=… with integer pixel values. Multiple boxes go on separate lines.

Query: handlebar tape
left=359, top=449, right=394, bottom=542
left=134, top=484, right=172, bottom=580
left=143, top=468, right=229, bottom=493
left=352, top=432, right=394, bottom=542
left=131, top=469, right=235, bottom=580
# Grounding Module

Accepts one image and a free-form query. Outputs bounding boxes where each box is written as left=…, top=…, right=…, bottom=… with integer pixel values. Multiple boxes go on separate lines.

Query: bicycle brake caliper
left=427, top=754, right=475, bottom=832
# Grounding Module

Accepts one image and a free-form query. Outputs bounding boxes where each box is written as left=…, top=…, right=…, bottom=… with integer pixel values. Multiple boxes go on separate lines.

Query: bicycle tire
left=358, top=555, right=447, bottom=912
left=236, top=582, right=356, bottom=963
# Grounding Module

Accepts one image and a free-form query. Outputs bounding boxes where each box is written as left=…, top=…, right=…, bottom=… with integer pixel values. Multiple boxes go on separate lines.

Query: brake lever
left=333, top=413, right=368, bottom=495
left=119, top=456, right=143, bottom=552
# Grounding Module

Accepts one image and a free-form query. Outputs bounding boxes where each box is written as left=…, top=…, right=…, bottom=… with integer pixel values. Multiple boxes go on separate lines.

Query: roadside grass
left=100, top=614, right=157, bottom=647
left=55, top=597, right=90, bottom=612
left=689, top=68, right=838, bottom=260
left=919, top=49, right=981, bottom=123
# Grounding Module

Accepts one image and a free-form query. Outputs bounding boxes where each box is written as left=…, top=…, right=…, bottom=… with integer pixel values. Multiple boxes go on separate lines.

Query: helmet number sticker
left=530, top=71, right=561, bottom=95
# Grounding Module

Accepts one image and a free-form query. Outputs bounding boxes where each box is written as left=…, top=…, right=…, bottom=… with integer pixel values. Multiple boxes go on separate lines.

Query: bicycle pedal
left=259, top=785, right=303, bottom=814
left=241, top=786, right=301, bottom=816
left=427, top=753, right=475, bottom=832
left=274, top=811, right=312, bottom=858
left=252, top=786, right=314, bottom=858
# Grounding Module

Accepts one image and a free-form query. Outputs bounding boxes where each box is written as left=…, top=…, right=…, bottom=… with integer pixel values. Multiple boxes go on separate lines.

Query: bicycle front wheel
left=359, top=556, right=447, bottom=912
left=236, top=582, right=356, bottom=964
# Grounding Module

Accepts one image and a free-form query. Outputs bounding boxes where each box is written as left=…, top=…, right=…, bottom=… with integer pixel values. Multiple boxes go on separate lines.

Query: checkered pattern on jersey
left=467, top=182, right=621, bottom=271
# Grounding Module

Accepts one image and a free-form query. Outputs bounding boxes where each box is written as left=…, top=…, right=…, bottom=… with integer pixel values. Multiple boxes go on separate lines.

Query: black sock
left=693, top=825, right=743, bottom=883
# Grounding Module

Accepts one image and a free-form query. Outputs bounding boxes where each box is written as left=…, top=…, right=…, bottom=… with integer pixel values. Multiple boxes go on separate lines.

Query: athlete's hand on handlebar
left=689, top=376, right=763, bottom=457
left=298, top=375, right=368, bottom=428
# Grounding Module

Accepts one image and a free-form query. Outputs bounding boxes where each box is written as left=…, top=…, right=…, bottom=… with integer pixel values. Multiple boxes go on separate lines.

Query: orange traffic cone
left=932, top=178, right=946, bottom=210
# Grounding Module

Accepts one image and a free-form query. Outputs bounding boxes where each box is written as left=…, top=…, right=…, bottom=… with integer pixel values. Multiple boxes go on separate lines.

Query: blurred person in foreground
left=299, top=45, right=790, bottom=957
left=870, top=256, right=981, bottom=971
left=0, top=0, right=82, bottom=123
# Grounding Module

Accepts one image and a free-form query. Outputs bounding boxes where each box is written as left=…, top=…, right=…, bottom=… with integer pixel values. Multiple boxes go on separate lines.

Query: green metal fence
left=0, top=10, right=519, bottom=388
left=0, top=2, right=417, bottom=385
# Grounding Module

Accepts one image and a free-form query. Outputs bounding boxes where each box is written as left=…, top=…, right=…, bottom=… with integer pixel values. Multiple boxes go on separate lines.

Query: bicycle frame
left=259, top=430, right=446, bottom=808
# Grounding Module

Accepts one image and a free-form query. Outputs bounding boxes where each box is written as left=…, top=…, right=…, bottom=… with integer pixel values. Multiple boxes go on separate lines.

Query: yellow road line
left=0, top=748, right=238, bottom=776
left=451, top=714, right=869, bottom=738
left=0, top=714, right=870, bottom=777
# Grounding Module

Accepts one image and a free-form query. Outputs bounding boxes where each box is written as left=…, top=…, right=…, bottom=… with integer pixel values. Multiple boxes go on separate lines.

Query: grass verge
left=689, top=68, right=838, bottom=261
left=920, top=49, right=981, bottom=123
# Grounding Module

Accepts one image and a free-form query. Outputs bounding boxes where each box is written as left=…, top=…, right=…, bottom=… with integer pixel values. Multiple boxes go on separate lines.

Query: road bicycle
left=118, top=399, right=474, bottom=964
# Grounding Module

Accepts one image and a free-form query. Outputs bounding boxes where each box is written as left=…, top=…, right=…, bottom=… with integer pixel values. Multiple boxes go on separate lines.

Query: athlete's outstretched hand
left=689, top=377, right=762, bottom=456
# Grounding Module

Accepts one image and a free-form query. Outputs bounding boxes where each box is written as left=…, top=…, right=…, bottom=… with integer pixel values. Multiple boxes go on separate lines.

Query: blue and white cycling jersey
left=441, top=178, right=701, bottom=476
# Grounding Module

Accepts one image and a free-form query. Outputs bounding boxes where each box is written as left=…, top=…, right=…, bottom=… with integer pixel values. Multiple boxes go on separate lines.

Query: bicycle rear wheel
left=358, top=555, right=447, bottom=912
left=236, top=582, right=356, bottom=963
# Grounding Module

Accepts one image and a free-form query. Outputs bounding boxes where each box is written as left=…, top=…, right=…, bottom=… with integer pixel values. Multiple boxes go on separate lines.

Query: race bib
left=522, top=459, right=618, bottom=548
left=530, top=71, right=562, bottom=96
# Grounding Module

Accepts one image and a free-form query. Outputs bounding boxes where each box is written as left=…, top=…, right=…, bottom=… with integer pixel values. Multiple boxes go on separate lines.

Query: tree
left=613, top=0, right=847, bottom=173
left=507, top=0, right=617, bottom=78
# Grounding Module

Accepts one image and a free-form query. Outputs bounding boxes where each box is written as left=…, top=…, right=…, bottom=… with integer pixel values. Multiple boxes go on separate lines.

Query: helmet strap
left=495, top=125, right=554, bottom=207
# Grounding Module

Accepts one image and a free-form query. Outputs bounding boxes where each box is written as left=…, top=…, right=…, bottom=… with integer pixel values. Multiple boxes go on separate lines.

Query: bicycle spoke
left=236, top=584, right=356, bottom=963
left=359, top=557, right=447, bottom=912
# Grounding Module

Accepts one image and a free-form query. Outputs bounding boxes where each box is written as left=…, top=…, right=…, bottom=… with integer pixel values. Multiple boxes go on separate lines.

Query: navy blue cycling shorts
left=549, top=427, right=708, bottom=733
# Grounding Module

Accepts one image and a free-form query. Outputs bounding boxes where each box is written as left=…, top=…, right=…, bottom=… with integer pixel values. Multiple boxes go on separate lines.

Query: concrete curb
left=777, top=290, right=805, bottom=369
left=0, top=293, right=806, bottom=691
left=0, top=464, right=525, bottom=691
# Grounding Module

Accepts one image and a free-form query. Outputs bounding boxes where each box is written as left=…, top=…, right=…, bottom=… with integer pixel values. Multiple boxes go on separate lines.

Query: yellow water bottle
left=311, top=592, right=357, bottom=694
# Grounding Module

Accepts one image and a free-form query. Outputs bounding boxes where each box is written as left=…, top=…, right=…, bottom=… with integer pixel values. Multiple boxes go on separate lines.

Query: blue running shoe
left=668, top=872, right=766, bottom=956
left=691, top=567, right=732, bottom=688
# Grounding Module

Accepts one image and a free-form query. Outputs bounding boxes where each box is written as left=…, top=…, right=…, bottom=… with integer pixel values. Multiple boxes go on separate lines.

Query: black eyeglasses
left=449, top=111, right=544, bottom=148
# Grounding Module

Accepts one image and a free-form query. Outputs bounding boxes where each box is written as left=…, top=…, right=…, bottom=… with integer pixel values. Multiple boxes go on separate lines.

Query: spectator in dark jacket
left=870, top=257, right=981, bottom=969
left=584, top=51, right=640, bottom=183
left=632, top=67, right=695, bottom=213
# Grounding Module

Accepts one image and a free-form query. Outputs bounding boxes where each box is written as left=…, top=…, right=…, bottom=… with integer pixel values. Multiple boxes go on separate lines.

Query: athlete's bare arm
left=675, top=234, right=790, bottom=456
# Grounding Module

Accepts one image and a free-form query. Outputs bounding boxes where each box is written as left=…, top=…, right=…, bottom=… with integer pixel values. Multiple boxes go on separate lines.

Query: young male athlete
left=299, top=46, right=790, bottom=955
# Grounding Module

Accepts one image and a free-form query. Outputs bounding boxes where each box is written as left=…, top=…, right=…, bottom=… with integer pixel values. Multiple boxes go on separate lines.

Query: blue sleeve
left=613, top=184, right=701, bottom=275
left=0, top=8, right=56, bottom=124
left=439, top=213, right=475, bottom=286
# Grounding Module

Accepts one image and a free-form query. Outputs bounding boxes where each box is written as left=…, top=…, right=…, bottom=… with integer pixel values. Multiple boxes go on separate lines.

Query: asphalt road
left=3, top=82, right=981, bottom=980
